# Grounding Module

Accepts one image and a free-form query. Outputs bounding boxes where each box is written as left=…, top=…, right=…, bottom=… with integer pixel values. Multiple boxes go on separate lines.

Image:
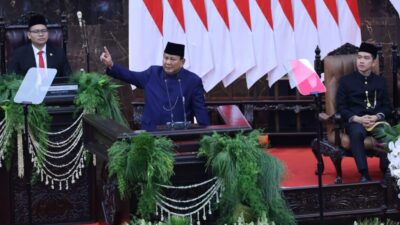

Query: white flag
left=183, top=0, right=214, bottom=77
left=129, top=0, right=164, bottom=71
left=389, top=0, right=400, bottom=17
left=202, top=0, right=234, bottom=92
left=293, top=0, right=319, bottom=70
left=163, top=0, right=190, bottom=68
left=246, top=0, right=277, bottom=89
left=222, top=0, right=256, bottom=87
left=316, top=0, right=342, bottom=58
left=337, top=0, right=361, bottom=47
left=268, top=0, right=297, bottom=87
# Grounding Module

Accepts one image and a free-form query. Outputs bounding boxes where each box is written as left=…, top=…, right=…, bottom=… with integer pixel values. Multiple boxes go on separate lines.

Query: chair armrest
left=333, top=113, right=344, bottom=147
left=318, top=112, right=332, bottom=121
left=319, top=112, right=344, bottom=147
left=333, top=113, right=343, bottom=124
left=318, top=112, right=342, bottom=123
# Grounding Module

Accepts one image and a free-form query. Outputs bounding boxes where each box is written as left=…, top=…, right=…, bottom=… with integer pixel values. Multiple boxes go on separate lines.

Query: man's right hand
left=100, top=46, right=113, bottom=69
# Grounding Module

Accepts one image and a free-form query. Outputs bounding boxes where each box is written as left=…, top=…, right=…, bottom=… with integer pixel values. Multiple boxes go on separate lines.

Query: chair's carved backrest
left=0, top=13, right=68, bottom=74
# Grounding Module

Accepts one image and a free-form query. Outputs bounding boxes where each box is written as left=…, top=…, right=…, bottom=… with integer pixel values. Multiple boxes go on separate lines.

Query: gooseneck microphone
left=164, top=78, right=175, bottom=124
left=163, top=72, right=191, bottom=129
left=178, top=78, right=188, bottom=126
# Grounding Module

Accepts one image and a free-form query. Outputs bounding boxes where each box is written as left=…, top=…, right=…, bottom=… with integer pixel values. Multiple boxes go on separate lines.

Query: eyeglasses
left=29, top=29, right=48, bottom=35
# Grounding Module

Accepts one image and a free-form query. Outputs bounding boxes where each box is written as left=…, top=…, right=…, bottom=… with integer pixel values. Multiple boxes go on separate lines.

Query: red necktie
left=38, top=51, right=45, bottom=68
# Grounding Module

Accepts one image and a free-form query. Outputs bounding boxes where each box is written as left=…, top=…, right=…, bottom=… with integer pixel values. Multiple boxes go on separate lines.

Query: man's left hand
left=364, top=115, right=379, bottom=129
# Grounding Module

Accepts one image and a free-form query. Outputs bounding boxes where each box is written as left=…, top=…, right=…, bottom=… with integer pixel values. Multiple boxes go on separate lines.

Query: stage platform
left=76, top=147, right=400, bottom=225
left=270, top=147, right=400, bottom=225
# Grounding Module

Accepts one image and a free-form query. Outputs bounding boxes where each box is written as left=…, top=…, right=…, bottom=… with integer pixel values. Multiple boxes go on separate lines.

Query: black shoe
left=360, top=175, right=371, bottom=183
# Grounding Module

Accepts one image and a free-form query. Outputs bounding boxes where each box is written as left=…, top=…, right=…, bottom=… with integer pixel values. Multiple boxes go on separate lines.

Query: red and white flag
left=389, top=0, right=400, bottom=17
left=129, top=0, right=164, bottom=70
left=337, top=0, right=361, bottom=47
left=222, top=0, right=256, bottom=87
left=316, top=0, right=342, bottom=58
left=285, top=59, right=326, bottom=95
left=163, top=0, right=190, bottom=68
left=268, top=0, right=297, bottom=87
left=183, top=0, right=214, bottom=77
left=293, top=0, right=319, bottom=68
left=202, top=0, right=234, bottom=92
left=246, top=0, right=277, bottom=89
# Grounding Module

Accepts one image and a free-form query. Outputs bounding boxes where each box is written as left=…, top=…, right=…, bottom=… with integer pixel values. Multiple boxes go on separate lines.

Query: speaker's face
left=163, top=53, right=185, bottom=75
left=28, top=24, right=49, bottom=48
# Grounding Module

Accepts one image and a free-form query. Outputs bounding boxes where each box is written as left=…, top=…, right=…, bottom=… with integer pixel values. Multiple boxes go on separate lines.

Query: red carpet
left=268, top=147, right=383, bottom=187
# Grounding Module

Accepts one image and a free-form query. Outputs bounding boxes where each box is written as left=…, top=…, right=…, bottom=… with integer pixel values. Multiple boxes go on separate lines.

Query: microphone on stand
left=76, top=11, right=90, bottom=72
left=77, top=11, right=83, bottom=28
left=164, top=75, right=191, bottom=130
left=178, top=78, right=191, bottom=129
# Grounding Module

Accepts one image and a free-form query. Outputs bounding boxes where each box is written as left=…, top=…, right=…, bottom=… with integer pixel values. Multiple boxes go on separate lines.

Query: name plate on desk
left=45, top=84, right=78, bottom=104
left=47, top=84, right=78, bottom=94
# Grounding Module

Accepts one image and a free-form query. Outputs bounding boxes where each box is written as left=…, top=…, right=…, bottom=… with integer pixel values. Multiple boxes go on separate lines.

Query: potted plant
left=198, top=130, right=295, bottom=225
left=108, top=132, right=175, bottom=219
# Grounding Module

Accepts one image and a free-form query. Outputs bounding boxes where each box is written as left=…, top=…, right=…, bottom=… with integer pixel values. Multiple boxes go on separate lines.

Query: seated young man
left=335, top=42, right=392, bottom=183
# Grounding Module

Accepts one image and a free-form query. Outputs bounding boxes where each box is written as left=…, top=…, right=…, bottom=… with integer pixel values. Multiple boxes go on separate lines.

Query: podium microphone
left=178, top=78, right=191, bottom=128
left=77, top=11, right=83, bottom=28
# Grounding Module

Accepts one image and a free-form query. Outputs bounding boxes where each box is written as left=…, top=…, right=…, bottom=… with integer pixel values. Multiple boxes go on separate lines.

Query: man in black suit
left=336, top=42, right=392, bottom=183
left=7, top=14, right=72, bottom=77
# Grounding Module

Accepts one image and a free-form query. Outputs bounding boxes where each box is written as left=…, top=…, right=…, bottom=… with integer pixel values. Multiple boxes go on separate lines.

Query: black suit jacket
left=336, top=71, right=392, bottom=122
left=7, top=44, right=72, bottom=77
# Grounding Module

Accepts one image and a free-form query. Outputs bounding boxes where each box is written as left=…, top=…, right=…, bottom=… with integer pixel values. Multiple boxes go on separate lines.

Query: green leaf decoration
left=371, top=122, right=400, bottom=151
left=198, top=130, right=295, bottom=225
left=108, top=132, right=174, bottom=219
left=71, top=72, right=128, bottom=127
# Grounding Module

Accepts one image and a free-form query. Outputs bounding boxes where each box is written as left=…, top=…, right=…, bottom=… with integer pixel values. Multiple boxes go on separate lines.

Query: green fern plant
left=198, top=130, right=295, bottom=225
left=108, top=132, right=174, bottom=219
left=163, top=216, right=190, bottom=225
left=71, top=72, right=128, bottom=127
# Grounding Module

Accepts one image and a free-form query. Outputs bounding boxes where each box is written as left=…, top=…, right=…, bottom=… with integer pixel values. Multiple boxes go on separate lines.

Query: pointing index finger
left=103, top=46, right=110, bottom=55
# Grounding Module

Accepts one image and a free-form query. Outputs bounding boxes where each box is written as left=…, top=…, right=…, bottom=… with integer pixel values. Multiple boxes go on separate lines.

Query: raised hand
left=100, top=46, right=114, bottom=68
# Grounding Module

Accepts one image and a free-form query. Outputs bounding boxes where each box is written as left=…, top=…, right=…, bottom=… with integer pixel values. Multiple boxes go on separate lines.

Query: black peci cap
left=28, top=14, right=48, bottom=29
left=359, top=42, right=378, bottom=59
left=164, top=42, right=185, bottom=58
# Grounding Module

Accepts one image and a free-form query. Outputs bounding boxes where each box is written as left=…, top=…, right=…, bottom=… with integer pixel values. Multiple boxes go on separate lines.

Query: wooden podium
left=83, top=105, right=252, bottom=225
left=0, top=89, right=96, bottom=225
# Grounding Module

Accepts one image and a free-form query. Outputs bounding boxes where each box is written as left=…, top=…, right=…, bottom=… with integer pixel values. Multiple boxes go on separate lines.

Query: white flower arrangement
left=388, top=139, right=400, bottom=198
left=388, top=139, right=400, bottom=179
left=372, top=122, right=400, bottom=198
left=371, top=122, right=400, bottom=198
